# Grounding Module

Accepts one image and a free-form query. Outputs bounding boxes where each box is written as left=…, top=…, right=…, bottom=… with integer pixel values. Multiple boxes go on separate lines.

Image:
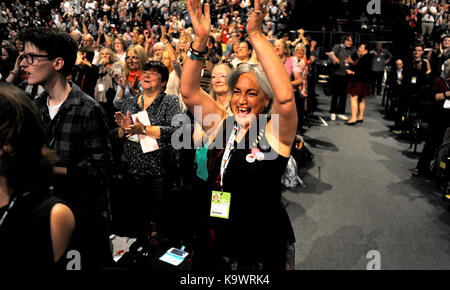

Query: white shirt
left=397, top=69, right=403, bottom=80
left=48, top=102, right=62, bottom=120
left=420, top=5, right=437, bottom=22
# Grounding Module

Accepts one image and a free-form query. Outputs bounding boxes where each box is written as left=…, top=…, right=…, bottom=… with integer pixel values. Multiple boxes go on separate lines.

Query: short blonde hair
left=295, top=43, right=306, bottom=53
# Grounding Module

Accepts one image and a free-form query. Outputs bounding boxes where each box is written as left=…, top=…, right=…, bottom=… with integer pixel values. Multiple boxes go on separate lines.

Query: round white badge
left=246, top=153, right=256, bottom=163
left=255, top=151, right=265, bottom=161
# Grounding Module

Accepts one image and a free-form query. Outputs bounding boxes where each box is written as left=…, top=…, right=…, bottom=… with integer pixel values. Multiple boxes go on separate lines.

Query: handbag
left=281, top=155, right=305, bottom=188
left=291, top=140, right=314, bottom=167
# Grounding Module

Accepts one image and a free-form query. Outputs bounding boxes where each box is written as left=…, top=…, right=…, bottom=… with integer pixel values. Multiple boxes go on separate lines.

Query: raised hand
left=13, top=52, right=23, bottom=74
left=160, top=25, right=167, bottom=40
left=246, top=0, right=267, bottom=37
left=187, top=0, right=211, bottom=39
left=168, top=26, right=174, bottom=35
left=113, top=73, right=127, bottom=90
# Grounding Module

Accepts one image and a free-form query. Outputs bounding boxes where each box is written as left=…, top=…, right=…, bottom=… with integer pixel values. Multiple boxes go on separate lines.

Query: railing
left=297, top=30, right=394, bottom=51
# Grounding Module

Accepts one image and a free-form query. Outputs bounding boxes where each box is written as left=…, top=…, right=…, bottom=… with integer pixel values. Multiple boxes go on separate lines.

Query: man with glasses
left=17, top=27, right=113, bottom=270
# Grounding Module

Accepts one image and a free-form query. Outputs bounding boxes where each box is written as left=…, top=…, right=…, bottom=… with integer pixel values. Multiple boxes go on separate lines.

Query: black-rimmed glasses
left=19, top=54, right=50, bottom=65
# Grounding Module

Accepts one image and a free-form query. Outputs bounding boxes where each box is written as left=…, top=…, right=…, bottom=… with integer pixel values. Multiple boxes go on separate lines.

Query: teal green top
left=195, top=142, right=209, bottom=181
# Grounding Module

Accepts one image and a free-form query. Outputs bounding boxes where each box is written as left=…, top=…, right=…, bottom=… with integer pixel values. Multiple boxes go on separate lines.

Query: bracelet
left=9, top=71, right=19, bottom=76
left=189, top=42, right=207, bottom=59
left=187, top=50, right=204, bottom=61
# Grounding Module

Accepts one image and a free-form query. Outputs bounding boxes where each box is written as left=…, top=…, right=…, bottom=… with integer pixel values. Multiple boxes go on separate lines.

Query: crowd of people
left=1, top=0, right=450, bottom=271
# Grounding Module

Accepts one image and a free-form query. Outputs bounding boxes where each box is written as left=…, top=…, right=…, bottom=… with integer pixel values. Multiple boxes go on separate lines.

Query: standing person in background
left=0, top=83, right=75, bottom=270
left=231, top=40, right=254, bottom=67
left=370, top=42, right=393, bottom=96
left=19, top=27, right=113, bottom=269
left=329, top=34, right=357, bottom=121
left=430, top=34, right=450, bottom=80
left=72, top=46, right=99, bottom=98
left=387, top=59, right=409, bottom=131
left=294, top=43, right=309, bottom=132
left=210, top=61, right=234, bottom=113
left=308, top=39, right=320, bottom=112
left=413, top=58, right=450, bottom=176
left=345, top=43, right=374, bottom=125
left=95, top=47, right=123, bottom=127
left=419, top=0, right=438, bottom=42
left=405, top=44, right=432, bottom=119
left=1, top=41, right=19, bottom=81
left=275, top=39, right=303, bottom=128
left=113, top=44, right=147, bottom=110
left=160, top=25, right=186, bottom=112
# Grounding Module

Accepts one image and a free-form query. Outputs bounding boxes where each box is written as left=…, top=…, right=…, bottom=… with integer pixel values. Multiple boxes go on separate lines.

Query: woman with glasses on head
left=181, top=0, right=297, bottom=270
left=113, top=44, right=147, bottom=110
left=112, top=60, right=181, bottom=243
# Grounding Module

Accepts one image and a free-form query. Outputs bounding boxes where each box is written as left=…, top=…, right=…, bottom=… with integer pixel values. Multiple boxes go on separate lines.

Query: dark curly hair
left=19, top=27, right=78, bottom=77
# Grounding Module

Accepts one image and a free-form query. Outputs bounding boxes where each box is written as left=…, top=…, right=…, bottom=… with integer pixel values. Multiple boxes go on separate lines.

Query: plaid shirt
left=34, top=83, right=112, bottom=178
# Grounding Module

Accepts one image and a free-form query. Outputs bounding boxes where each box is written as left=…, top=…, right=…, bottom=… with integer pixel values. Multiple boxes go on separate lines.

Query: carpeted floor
left=284, top=87, right=450, bottom=270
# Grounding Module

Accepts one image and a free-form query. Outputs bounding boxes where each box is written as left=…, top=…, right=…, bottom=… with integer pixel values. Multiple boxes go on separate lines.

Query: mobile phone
left=168, top=247, right=188, bottom=258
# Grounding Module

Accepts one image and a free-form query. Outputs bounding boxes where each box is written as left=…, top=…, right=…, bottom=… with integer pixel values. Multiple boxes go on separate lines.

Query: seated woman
left=181, top=0, right=297, bottom=270
left=0, top=83, right=75, bottom=269
left=113, top=61, right=181, bottom=242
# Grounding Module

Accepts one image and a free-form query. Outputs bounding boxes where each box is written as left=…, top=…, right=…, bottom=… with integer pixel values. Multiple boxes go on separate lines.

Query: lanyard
left=0, top=197, right=17, bottom=228
left=219, top=122, right=239, bottom=191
